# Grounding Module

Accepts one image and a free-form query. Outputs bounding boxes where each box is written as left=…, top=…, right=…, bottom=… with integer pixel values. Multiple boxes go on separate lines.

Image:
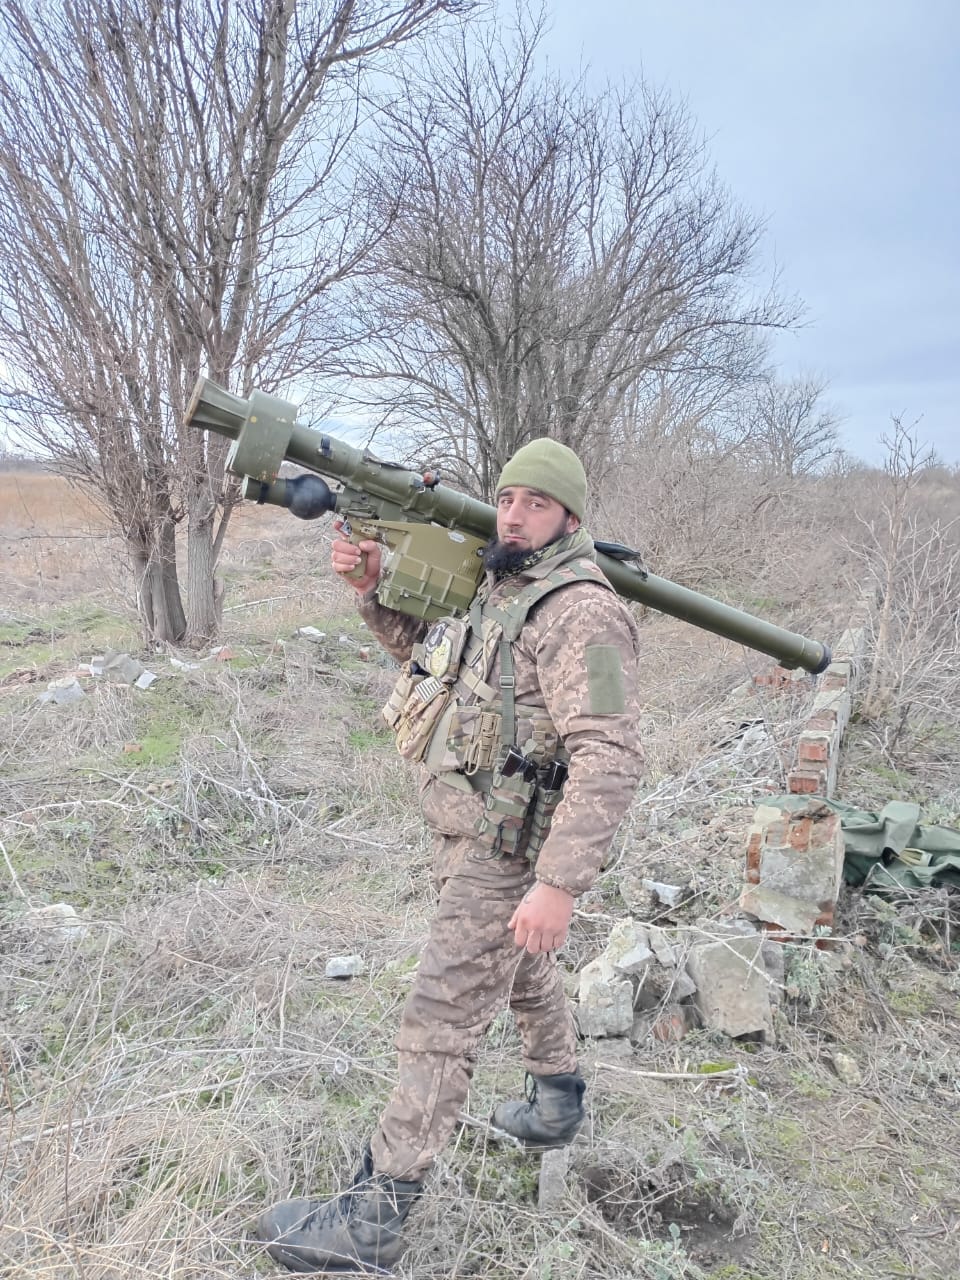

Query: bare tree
left=737, top=375, right=841, bottom=479
left=340, top=15, right=793, bottom=497
left=0, top=0, right=469, bottom=644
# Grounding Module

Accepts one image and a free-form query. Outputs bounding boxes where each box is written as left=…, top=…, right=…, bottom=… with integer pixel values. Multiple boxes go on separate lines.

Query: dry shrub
left=2, top=875, right=423, bottom=1280
left=594, top=443, right=862, bottom=643
left=853, top=495, right=960, bottom=752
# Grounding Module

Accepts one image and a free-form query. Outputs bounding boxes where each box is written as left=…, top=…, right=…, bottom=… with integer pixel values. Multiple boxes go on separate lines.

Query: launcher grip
left=344, top=531, right=368, bottom=582
left=336, top=518, right=387, bottom=587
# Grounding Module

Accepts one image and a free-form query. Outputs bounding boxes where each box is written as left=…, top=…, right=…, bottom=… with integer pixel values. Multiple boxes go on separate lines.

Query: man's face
left=495, top=486, right=579, bottom=553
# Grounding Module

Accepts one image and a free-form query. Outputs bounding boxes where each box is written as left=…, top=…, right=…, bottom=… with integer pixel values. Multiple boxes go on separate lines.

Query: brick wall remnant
left=787, top=627, right=865, bottom=799
left=742, top=625, right=869, bottom=936
left=739, top=799, right=845, bottom=934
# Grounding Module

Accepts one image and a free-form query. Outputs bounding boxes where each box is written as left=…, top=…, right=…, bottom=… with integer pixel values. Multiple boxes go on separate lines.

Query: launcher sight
left=185, top=378, right=832, bottom=674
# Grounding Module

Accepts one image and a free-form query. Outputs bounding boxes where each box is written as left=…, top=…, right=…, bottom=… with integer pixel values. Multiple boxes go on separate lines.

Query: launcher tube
left=186, top=378, right=832, bottom=673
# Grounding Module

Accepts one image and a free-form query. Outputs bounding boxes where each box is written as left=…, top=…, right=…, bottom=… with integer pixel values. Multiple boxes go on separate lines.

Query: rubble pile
left=577, top=916, right=781, bottom=1045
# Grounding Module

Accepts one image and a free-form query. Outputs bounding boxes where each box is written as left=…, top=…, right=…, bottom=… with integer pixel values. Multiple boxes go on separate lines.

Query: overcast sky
left=541, top=0, right=959, bottom=465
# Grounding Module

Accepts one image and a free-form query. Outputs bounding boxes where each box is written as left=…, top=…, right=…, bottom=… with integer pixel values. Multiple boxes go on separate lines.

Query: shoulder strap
left=492, top=560, right=615, bottom=746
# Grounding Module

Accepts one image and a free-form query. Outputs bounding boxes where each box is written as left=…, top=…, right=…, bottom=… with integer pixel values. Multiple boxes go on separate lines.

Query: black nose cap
left=281, top=474, right=337, bottom=520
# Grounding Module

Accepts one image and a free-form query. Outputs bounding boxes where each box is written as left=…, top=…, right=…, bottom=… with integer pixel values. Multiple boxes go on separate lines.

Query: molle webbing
left=477, top=560, right=614, bottom=749
left=460, top=560, right=614, bottom=858
left=413, top=554, right=615, bottom=855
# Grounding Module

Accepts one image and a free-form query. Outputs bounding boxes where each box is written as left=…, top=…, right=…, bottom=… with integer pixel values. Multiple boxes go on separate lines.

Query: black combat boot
left=490, top=1071, right=586, bottom=1147
left=257, top=1146, right=422, bottom=1274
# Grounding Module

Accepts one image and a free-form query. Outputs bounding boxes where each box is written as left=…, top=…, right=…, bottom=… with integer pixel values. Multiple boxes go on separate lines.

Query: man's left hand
left=509, top=882, right=575, bottom=955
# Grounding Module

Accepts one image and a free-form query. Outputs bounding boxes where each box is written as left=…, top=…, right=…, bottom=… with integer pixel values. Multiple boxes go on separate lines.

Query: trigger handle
left=344, top=527, right=368, bottom=581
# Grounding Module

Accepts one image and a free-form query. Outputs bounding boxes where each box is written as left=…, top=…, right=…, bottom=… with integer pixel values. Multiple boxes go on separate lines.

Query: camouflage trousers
left=369, top=832, right=578, bottom=1182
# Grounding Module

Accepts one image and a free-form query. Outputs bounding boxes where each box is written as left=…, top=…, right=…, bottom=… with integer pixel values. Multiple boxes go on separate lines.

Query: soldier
left=258, top=439, right=644, bottom=1273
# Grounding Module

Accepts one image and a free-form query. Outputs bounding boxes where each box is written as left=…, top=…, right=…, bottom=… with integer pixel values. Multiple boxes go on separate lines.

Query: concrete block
left=634, top=965, right=673, bottom=1010
left=832, top=626, right=867, bottom=671
left=38, top=677, right=86, bottom=706
left=684, top=929, right=773, bottom=1040
left=646, top=924, right=678, bottom=967
left=830, top=1052, right=863, bottom=1087
left=605, top=920, right=655, bottom=976
left=23, top=903, right=88, bottom=941
left=642, top=877, right=686, bottom=907
left=577, top=957, right=634, bottom=1038
left=613, top=944, right=654, bottom=976
left=325, top=954, right=364, bottom=979
left=666, top=966, right=698, bottom=1000
left=538, top=1146, right=571, bottom=1213
left=761, top=938, right=785, bottom=1005
left=605, top=919, right=649, bottom=962
left=688, top=916, right=758, bottom=940
left=636, top=956, right=699, bottom=1004
left=810, top=687, right=851, bottom=735
left=741, top=883, right=823, bottom=934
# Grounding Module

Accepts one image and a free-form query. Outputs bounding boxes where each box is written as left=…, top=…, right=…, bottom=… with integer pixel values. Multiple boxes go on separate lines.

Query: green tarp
left=768, top=795, right=960, bottom=892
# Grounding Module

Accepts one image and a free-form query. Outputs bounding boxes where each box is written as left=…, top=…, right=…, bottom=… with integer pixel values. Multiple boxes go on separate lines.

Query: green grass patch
left=114, top=678, right=225, bottom=769
left=736, top=595, right=784, bottom=614
left=59, top=601, right=134, bottom=642
left=0, top=603, right=136, bottom=677
left=125, top=726, right=183, bottom=767
left=0, top=617, right=61, bottom=646
left=346, top=726, right=392, bottom=750
left=0, top=634, right=59, bottom=677
left=788, top=1069, right=834, bottom=1100
left=867, top=761, right=909, bottom=787
left=703, top=1269, right=765, bottom=1280
left=886, top=985, right=935, bottom=1017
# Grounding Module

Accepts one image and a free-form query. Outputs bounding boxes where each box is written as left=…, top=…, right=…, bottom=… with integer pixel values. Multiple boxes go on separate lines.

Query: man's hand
left=509, top=882, right=575, bottom=955
left=331, top=519, right=382, bottom=595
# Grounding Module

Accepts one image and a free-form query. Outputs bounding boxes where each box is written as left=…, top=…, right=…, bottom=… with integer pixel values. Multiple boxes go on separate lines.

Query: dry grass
left=2, top=468, right=960, bottom=1279
left=0, top=472, right=107, bottom=531
left=0, top=473, right=119, bottom=608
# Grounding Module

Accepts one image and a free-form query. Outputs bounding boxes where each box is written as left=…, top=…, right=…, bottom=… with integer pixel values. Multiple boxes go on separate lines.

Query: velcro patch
left=585, top=645, right=626, bottom=714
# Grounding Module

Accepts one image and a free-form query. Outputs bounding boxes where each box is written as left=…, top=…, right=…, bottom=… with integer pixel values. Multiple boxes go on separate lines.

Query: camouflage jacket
left=358, top=531, right=644, bottom=896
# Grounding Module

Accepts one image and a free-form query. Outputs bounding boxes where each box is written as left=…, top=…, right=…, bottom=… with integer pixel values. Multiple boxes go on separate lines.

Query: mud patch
left=580, top=1159, right=754, bottom=1269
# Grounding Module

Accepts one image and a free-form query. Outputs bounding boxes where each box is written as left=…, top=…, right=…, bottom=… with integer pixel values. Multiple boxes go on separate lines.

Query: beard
left=483, top=510, right=575, bottom=575
left=482, top=539, right=531, bottom=575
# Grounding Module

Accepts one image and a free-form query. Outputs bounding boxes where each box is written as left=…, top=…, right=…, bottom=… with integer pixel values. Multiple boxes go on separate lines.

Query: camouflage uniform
left=358, top=530, right=644, bottom=1181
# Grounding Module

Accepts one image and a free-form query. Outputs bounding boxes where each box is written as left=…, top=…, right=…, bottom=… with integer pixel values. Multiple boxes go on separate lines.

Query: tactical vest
left=382, top=556, right=614, bottom=858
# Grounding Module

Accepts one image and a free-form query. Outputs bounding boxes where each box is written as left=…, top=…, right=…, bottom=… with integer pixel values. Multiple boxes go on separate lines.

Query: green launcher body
left=185, top=377, right=832, bottom=672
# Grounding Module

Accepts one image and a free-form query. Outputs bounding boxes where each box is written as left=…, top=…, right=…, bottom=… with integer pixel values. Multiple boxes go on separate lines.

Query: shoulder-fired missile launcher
left=185, top=378, right=832, bottom=674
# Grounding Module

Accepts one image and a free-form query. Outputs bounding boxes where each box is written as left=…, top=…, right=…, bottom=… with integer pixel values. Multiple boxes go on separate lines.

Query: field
left=2, top=468, right=959, bottom=1280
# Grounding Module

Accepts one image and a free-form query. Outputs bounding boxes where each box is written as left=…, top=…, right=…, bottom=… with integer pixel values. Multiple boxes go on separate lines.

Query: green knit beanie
left=496, top=439, right=587, bottom=520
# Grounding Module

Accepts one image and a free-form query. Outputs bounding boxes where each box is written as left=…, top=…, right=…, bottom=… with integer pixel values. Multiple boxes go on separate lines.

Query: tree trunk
left=130, top=518, right=186, bottom=645
left=185, top=515, right=221, bottom=646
